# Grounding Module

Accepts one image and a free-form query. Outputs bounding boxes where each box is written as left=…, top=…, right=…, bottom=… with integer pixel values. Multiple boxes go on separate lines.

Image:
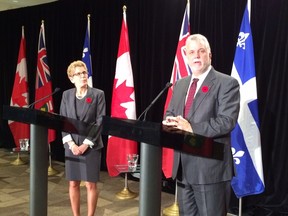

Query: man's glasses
left=73, top=71, right=88, bottom=77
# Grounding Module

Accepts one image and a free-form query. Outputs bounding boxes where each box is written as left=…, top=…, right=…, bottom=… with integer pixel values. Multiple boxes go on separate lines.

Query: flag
left=35, top=21, right=56, bottom=144
left=82, top=14, right=93, bottom=87
left=8, top=26, right=30, bottom=147
left=106, top=6, right=138, bottom=177
left=162, top=2, right=191, bottom=178
left=230, top=0, right=265, bottom=198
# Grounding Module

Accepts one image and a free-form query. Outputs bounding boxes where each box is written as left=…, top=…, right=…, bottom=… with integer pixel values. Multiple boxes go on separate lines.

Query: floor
left=0, top=148, right=238, bottom=216
left=0, top=148, right=177, bottom=216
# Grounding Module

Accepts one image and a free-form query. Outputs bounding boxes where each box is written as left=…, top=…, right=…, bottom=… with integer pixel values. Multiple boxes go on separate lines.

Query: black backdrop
left=1, top=0, right=288, bottom=215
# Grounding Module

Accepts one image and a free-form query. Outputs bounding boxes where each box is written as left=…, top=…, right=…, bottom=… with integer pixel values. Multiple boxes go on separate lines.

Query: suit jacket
left=60, top=87, right=106, bottom=150
left=166, top=67, right=240, bottom=184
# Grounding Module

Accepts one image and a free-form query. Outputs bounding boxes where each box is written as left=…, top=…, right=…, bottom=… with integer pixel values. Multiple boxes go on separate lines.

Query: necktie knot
left=184, top=78, right=199, bottom=118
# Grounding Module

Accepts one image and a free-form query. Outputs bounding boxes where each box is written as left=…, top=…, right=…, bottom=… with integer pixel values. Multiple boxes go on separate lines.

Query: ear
left=209, top=53, right=212, bottom=59
left=69, top=76, right=75, bottom=84
left=184, top=47, right=187, bottom=56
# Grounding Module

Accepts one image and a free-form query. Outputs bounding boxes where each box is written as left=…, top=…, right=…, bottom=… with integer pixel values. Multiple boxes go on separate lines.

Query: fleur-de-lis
left=82, top=47, right=88, bottom=58
left=231, top=147, right=245, bottom=165
left=237, top=32, right=249, bottom=50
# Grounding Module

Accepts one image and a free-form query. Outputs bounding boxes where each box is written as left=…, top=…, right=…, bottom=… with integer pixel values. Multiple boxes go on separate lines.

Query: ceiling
left=0, top=0, right=57, bottom=11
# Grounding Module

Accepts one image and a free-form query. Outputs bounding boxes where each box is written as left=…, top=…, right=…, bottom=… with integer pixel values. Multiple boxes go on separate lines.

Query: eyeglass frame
left=73, top=71, right=88, bottom=77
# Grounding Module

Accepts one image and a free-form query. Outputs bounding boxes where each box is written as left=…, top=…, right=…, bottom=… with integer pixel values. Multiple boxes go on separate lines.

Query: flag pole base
left=116, top=187, right=138, bottom=200
left=162, top=202, right=179, bottom=216
left=47, top=165, right=58, bottom=176
left=11, top=153, right=26, bottom=165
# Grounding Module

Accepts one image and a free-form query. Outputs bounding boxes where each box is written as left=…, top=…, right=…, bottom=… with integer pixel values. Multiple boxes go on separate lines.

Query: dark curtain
left=0, top=0, right=288, bottom=214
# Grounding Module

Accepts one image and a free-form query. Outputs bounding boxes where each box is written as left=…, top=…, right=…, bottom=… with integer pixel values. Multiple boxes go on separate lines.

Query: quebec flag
left=82, top=14, right=93, bottom=87
left=231, top=2, right=265, bottom=198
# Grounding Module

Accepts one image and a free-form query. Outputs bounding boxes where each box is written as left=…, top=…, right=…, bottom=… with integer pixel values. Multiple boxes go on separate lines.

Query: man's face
left=185, top=41, right=212, bottom=76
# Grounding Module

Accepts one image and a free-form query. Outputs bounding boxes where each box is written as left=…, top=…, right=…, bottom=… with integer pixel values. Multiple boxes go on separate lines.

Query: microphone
left=28, top=87, right=61, bottom=108
left=138, top=82, right=172, bottom=121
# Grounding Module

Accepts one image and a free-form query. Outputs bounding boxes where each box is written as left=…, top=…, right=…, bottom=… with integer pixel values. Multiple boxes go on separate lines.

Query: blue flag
left=230, top=3, right=265, bottom=198
left=82, top=15, right=93, bottom=87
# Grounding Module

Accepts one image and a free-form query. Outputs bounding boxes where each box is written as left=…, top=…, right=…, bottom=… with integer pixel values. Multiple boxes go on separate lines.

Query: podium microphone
left=138, top=82, right=172, bottom=121
left=28, top=87, right=61, bottom=108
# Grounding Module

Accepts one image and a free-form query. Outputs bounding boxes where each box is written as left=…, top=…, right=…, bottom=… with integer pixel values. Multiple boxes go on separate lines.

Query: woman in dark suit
left=60, top=60, right=106, bottom=216
left=163, top=34, right=240, bottom=216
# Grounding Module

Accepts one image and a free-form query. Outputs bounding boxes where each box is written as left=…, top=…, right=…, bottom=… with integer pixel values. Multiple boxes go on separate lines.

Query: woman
left=60, top=60, right=106, bottom=216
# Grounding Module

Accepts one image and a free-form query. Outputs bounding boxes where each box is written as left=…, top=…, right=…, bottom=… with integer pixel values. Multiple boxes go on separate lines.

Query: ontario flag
left=34, top=21, right=56, bottom=144
left=8, top=26, right=30, bottom=147
left=162, top=2, right=191, bottom=178
left=82, top=14, right=93, bottom=87
left=230, top=0, right=265, bottom=198
left=106, top=6, right=138, bottom=177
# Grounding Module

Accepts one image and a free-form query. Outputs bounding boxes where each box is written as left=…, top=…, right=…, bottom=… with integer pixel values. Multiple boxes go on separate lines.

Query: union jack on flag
left=162, top=2, right=191, bottom=178
left=35, top=21, right=56, bottom=143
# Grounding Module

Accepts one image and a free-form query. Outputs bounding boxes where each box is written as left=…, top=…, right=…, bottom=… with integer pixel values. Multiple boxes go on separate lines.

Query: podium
left=2, top=106, right=96, bottom=216
left=102, top=116, right=224, bottom=216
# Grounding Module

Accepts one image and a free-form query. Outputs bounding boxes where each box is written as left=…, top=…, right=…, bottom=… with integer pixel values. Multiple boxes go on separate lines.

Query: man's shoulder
left=212, top=69, right=236, bottom=81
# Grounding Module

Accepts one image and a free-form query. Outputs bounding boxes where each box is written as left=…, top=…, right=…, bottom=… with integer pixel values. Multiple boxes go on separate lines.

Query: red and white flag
left=8, top=26, right=30, bottom=147
left=106, top=6, right=138, bottom=177
left=34, top=21, right=56, bottom=144
left=162, top=2, right=191, bottom=178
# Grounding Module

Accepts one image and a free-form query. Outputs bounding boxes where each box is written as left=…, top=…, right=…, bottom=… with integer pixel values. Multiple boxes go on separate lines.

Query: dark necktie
left=184, top=78, right=199, bottom=118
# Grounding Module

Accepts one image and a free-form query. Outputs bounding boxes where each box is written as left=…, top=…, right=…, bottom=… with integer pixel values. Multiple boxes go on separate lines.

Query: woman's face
left=69, top=66, right=88, bottom=89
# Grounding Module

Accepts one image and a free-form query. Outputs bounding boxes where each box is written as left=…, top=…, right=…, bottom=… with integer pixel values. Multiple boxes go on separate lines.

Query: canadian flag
left=8, top=26, right=30, bottom=147
left=106, top=6, right=138, bottom=177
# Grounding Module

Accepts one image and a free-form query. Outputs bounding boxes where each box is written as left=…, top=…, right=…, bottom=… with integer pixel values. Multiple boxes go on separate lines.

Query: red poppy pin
left=202, top=86, right=209, bottom=93
left=86, top=97, right=92, bottom=104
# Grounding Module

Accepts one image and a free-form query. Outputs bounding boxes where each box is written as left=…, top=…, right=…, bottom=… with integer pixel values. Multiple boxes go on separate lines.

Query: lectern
left=2, top=106, right=97, bottom=216
left=102, top=116, right=224, bottom=216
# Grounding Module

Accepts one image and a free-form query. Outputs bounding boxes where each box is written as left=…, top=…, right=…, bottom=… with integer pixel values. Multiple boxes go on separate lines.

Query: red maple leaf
left=111, top=79, right=135, bottom=118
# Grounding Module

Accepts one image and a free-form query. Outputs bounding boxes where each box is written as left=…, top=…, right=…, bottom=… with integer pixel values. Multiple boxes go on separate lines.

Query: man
left=163, top=34, right=240, bottom=216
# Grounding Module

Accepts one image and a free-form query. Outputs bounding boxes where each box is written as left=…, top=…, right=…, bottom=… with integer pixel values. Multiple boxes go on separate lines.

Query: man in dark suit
left=163, top=34, right=240, bottom=216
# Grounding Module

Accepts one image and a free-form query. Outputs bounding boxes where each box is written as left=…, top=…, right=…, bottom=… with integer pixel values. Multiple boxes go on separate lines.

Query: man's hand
left=162, top=115, right=193, bottom=132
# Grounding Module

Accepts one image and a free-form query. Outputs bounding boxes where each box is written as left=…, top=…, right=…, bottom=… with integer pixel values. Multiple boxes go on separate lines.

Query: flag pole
left=48, top=143, right=58, bottom=176
left=114, top=6, right=138, bottom=200
left=11, top=152, right=26, bottom=165
left=162, top=182, right=179, bottom=216
left=116, top=172, right=138, bottom=199
left=9, top=25, right=29, bottom=166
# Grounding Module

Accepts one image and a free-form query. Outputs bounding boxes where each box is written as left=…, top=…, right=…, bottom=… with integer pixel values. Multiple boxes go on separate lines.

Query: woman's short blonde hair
left=67, top=60, right=87, bottom=77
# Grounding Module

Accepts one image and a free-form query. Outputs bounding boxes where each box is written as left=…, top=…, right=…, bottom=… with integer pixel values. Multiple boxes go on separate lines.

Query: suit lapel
left=68, top=89, right=77, bottom=120
left=79, top=87, right=94, bottom=121
left=180, top=76, right=191, bottom=115
left=190, top=69, right=216, bottom=117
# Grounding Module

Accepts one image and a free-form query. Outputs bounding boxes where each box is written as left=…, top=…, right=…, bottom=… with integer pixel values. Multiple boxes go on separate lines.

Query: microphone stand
left=28, top=87, right=61, bottom=109
left=138, top=82, right=172, bottom=121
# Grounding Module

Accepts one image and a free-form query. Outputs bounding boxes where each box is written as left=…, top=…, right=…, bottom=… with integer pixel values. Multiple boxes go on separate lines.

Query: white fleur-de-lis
left=82, top=47, right=88, bottom=58
left=231, top=147, right=245, bottom=165
left=236, top=32, right=249, bottom=50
